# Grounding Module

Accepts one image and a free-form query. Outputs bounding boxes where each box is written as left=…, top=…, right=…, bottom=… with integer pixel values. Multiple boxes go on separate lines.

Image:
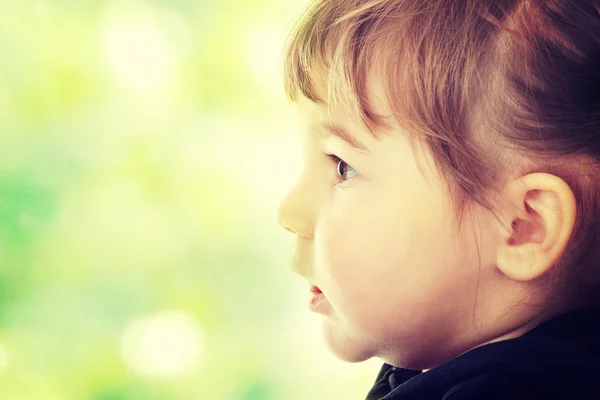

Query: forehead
left=295, top=72, right=395, bottom=130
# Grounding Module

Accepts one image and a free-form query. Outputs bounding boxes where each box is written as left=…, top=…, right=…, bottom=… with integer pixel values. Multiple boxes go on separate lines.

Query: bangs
left=282, top=0, right=502, bottom=146
left=281, top=0, right=402, bottom=133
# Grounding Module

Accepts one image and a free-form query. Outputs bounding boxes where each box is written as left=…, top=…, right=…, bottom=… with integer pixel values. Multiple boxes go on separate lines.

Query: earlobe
left=496, top=173, right=577, bottom=282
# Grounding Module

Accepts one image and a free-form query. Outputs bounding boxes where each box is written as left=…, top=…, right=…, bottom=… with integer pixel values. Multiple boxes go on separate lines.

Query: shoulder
left=442, top=372, right=540, bottom=400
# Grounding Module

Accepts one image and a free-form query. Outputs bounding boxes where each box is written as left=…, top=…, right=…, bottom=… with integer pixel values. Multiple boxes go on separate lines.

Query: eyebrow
left=320, top=123, right=369, bottom=152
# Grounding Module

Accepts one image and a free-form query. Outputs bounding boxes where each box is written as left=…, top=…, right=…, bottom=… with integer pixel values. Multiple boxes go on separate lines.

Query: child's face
left=278, top=78, right=490, bottom=369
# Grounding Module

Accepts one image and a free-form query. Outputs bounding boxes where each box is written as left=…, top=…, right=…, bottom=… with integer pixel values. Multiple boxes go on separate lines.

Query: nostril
left=278, top=217, right=292, bottom=233
left=277, top=209, right=296, bottom=234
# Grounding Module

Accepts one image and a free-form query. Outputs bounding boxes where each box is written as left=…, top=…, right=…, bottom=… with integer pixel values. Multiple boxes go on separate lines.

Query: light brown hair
left=282, top=0, right=600, bottom=307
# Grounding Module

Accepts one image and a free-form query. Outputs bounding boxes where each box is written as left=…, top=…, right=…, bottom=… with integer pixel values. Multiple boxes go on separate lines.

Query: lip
left=309, top=285, right=322, bottom=294
left=308, top=285, right=327, bottom=312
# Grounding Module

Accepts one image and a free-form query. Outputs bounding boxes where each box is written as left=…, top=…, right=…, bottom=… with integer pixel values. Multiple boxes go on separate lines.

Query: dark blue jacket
left=366, top=304, right=600, bottom=399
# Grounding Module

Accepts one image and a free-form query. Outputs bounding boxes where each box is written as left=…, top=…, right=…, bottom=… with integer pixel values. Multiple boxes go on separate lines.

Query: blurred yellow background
left=0, top=0, right=380, bottom=398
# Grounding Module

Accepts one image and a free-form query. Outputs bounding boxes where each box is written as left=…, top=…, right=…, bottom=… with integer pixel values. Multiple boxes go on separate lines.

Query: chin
left=321, top=319, right=375, bottom=363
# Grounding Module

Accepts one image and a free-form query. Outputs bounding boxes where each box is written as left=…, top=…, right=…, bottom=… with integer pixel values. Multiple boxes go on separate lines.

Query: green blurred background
left=0, top=0, right=381, bottom=399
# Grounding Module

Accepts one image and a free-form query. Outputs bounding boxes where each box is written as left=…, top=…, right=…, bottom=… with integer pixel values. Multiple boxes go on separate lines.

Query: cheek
left=315, top=196, right=412, bottom=326
left=314, top=189, right=476, bottom=338
left=318, top=187, right=435, bottom=289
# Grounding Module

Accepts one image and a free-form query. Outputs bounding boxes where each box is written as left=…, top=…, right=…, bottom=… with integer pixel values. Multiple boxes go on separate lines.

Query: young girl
left=277, top=0, right=600, bottom=399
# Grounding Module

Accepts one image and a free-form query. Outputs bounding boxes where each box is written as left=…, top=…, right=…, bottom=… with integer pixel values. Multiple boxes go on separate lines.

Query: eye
left=327, top=154, right=357, bottom=184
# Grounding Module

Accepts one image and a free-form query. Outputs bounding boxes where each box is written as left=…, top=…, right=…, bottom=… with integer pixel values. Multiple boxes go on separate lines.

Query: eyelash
left=326, top=154, right=357, bottom=186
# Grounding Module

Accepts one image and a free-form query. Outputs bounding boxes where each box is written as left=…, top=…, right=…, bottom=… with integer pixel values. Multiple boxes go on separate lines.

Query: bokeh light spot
left=102, top=0, right=174, bottom=94
left=120, top=309, right=204, bottom=379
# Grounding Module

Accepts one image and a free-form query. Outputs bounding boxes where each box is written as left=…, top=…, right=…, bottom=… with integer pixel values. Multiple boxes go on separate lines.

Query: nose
left=277, top=182, right=314, bottom=239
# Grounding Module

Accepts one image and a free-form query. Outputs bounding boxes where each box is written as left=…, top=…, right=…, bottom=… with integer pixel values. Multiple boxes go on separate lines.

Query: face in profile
left=278, top=79, right=486, bottom=369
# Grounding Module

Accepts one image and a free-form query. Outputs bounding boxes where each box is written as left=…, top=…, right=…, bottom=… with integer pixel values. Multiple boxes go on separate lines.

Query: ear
left=496, top=172, right=577, bottom=282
